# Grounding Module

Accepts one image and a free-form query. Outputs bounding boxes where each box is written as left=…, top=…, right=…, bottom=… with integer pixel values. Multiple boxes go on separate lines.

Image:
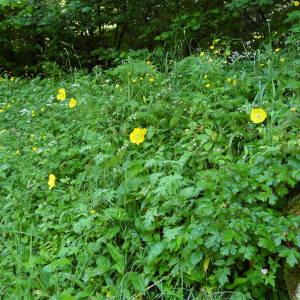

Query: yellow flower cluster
left=56, top=88, right=78, bottom=109
left=57, top=88, right=66, bottom=101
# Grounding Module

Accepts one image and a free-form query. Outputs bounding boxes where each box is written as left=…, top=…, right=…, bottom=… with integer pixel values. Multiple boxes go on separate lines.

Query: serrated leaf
left=147, top=242, right=165, bottom=263
left=96, top=256, right=111, bottom=274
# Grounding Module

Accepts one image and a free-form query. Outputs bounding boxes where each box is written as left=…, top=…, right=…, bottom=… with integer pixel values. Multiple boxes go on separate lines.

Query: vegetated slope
left=0, top=47, right=299, bottom=299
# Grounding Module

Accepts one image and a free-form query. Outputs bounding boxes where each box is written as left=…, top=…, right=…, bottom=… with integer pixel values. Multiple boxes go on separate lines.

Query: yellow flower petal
left=56, top=88, right=66, bottom=101
left=130, top=128, right=147, bottom=145
left=250, top=108, right=267, bottom=124
left=68, top=98, right=77, bottom=109
left=48, top=174, right=56, bottom=190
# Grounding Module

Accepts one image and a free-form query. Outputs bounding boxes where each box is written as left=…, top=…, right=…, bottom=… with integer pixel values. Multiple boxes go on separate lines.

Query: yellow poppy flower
left=130, top=128, right=147, bottom=145
left=274, top=48, right=280, bottom=53
left=69, top=98, right=77, bottom=109
left=48, top=174, right=56, bottom=190
left=293, top=1, right=299, bottom=6
left=149, top=77, right=155, bottom=83
left=32, top=147, right=38, bottom=152
left=250, top=108, right=267, bottom=124
left=90, top=209, right=96, bottom=214
left=0, top=109, right=4, bottom=113
left=56, top=88, right=66, bottom=101
left=209, top=45, right=215, bottom=50
left=205, top=83, right=211, bottom=88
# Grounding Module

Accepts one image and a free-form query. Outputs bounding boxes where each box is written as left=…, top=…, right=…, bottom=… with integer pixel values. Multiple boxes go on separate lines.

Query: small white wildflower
left=19, top=109, right=30, bottom=115
left=261, top=268, right=268, bottom=275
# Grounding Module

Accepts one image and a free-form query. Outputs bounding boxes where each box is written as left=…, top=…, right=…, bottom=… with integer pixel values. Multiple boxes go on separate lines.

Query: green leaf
left=215, top=267, right=230, bottom=286
left=287, top=252, right=298, bottom=267
left=96, top=256, right=111, bottom=274
left=147, top=242, right=165, bottom=263
left=106, top=243, right=124, bottom=274
left=127, top=272, right=146, bottom=293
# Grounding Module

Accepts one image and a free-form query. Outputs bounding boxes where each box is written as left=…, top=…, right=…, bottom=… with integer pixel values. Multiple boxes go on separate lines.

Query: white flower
left=261, top=268, right=268, bottom=275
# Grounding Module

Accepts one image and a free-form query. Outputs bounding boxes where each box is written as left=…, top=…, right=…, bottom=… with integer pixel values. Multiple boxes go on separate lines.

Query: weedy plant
left=0, top=39, right=299, bottom=300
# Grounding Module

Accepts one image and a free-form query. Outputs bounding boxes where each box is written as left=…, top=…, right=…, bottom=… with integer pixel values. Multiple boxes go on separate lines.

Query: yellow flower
left=290, top=107, right=297, bottom=112
left=204, top=75, right=208, bottom=79
left=56, top=88, right=66, bottom=101
left=280, top=58, right=285, bottom=63
left=250, top=108, right=267, bottom=124
left=146, top=60, right=151, bottom=65
left=293, top=1, right=299, bottom=6
left=0, top=109, right=4, bottom=113
left=32, top=147, right=38, bottom=152
left=48, top=174, right=56, bottom=190
left=16, top=150, right=20, bottom=155
left=232, top=79, right=237, bottom=86
left=90, top=209, right=96, bottom=214
left=130, top=128, right=147, bottom=145
left=275, top=48, right=280, bottom=53
left=205, top=83, right=211, bottom=88
left=200, top=52, right=205, bottom=57
left=41, top=107, right=45, bottom=112
left=209, top=45, right=215, bottom=50
left=68, top=98, right=77, bottom=109
left=149, top=77, right=155, bottom=83
left=227, top=78, right=232, bottom=82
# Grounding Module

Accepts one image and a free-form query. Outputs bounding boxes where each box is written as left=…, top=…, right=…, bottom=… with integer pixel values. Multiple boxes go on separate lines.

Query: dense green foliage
left=0, top=0, right=299, bottom=74
left=0, top=40, right=299, bottom=299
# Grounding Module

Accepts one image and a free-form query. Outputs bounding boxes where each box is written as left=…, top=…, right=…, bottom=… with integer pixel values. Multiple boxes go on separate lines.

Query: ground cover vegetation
left=0, top=32, right=300, bottom=298
left=0, top=0, right=300, bottom=299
